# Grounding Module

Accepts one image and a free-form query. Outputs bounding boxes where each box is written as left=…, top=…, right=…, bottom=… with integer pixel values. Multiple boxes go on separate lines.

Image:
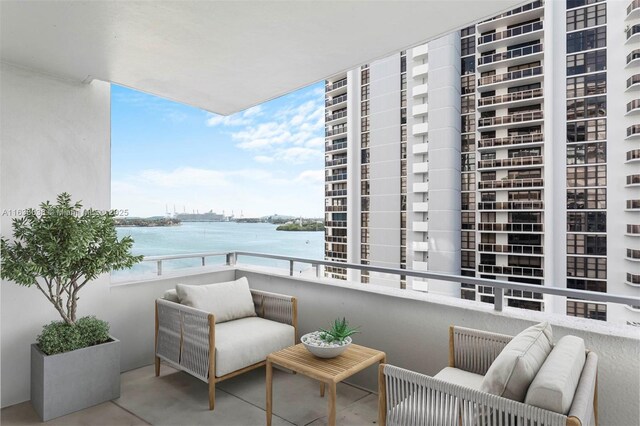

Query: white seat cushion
left=525, top=335, right=586, bottom=414
left=176, top=277, right=256, bottom=323
left=480, top=322, right=552, bottom=402
left=214, top=317, right=294, bottom=377
left=435, top=367, right=484, bottom=390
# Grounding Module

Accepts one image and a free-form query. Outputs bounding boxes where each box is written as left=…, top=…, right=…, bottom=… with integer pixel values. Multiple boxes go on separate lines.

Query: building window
left=461, top=76, right=476, bottom=94
left=361, top=84, right=369, bottom=101
left=461, top=251, right=476, bottom=269
left=567, top=142, right=606, bottom=164
left=566, top=96, right=606, bottom=120
left=567, top=50, right=606, bottom=76
left=566, top=188, right=606, bottom=209
left=361, top=132, right=369, bottom=148
left=567, top=300, right=606, bottom=321
left=567, top=256, right=606, bottom=279
left=461, top=134, right=476, bottom=152
left=462, top=212, right=476, bottom=229
left=567, top=119, right=606, bottom=142
left=567, top=278, right=606, bottom=292
left=567, top=165, right=607, bottom=187
left=461, top=153, right=476, bottom=172
left=566, top=4, right=606, bottom=32
left=566, top=73, right=606, bottom=98
left=361, top=212, right=369, bottom=227
left=461, top=231, right=475, bottom=249
left=567, top=234, right=607, bottom=255
left=567, top=211, right=606, bottom=232
left=461, top=37, right=476, bottom=56
left=361, top=68, right=370, bottom=85
left=461, top=192, right=476, bottom=211
left=566, top=0, right=604, bottom=11
left=461, top=173, right=476, bottom=191
left=566, top=27, right=606, bottom=54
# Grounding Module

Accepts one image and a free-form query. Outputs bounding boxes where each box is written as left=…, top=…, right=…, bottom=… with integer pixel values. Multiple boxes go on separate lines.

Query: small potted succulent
left=301, top=317, right=359, bottom=358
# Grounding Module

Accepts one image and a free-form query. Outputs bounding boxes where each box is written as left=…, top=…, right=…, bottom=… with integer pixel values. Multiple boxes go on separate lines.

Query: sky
left=111, top=82, right=325, bottom=218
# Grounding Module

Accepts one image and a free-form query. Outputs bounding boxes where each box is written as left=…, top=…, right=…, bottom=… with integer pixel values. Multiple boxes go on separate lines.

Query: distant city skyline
left=111, top=82, right=325, bottom=218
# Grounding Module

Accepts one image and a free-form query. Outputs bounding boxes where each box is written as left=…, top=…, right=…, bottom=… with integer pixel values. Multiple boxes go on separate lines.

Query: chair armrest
left=156, top=299, right=214, bottom=382
left=250, top=289, right=297, bottom=330
left=380, top=364, right=568, bottom=426
left=568, top=352, right=598, bottom=426
left=449, top=325, right=513, bottom=375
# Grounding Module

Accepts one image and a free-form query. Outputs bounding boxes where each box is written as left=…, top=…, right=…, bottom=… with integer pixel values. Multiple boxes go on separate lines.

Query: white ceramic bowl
left=301, top=332, right=352, bottom=359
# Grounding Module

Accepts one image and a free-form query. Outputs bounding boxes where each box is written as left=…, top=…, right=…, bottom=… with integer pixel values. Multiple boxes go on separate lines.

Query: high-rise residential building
left=324, top=0, right=640, bottom=326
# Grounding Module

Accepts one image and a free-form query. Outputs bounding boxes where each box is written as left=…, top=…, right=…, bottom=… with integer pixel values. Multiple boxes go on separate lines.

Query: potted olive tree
left=0, top=193, right=142, bottom=421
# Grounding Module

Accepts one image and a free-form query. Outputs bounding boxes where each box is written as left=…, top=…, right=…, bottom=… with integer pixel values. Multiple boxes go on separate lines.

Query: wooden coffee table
left=266, top=343, right=386, bottom=426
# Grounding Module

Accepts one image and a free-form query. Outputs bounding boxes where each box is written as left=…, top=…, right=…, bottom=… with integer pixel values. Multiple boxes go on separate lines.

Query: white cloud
left=254, top=155, right=274, bottom=164
left=206, top=105, right=264, bottom=127
left=295, top=169, right=324, bottom=184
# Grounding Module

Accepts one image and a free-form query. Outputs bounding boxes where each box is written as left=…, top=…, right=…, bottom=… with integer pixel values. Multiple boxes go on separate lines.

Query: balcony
left=477, top=21, right=543, bottom=53
left=413, top=221, right=429, bottom=232
left=478, top=133, right=544, bottom=150
left=477, top=43, right=543, bottom=72
left=412, top=63, right=429, bottom=79
left=476, top=0, right=544, bottom=33
left=412, top=102, right=428, bottom=117
left=477, top=65, right=543, bottom=91
left=325, top=126, right=347, bottom=138
left=412, top=43, right=428, bottom=59
left=478, top=243, right=544, bottom=255
left=626, top=99, right=640, bottom=115
left=478, top=155, right=543, bottom=170
left=412, top=83, right=428, bottom=98
left=325, top=235, right=347, bottom=244
left=325, top=78, right=347, bottom=94
left=412, top=122, right=428, bottom=135
left=627, top=74, right=640, bottom=91
left=478, top=201, right=544, bottom=210
left=325, top=189, right=347, bottom=197
left=413, top=182, right=429, bottom=193
left=627, top=124, right=640, bottom=139
left=626, top=24, right=640, bottom=45
left=477, top=110, right=544, bottom=130
left=325, top=173, right=347, bottom=182
left=325, top=205, right=347, bottom=212
left=412, top=241, right=429, bottom=252
left=629, top=0, right=640, bottom=20
left=412, top=142, right=428, bottom=154
left=325, top=93, right=347, bottom=110
left=3, top=249, right=640, bottom=425
left=478, top=178, right=543, bottom=190
left=627, top=149, right=640, bottom=162
left=412, top=162, right=429, bottom=174
left=325, top=157, right=347, bottom=168
left=478, top=222, right=543, bottom=233
left=325, top=109, right=347, bottom=124
left=413, top=202, right=429, bottom=212
left=626, top=49, right=640, bottom=68
left=477, top=88, right=543, bottom=111
left=325, top=140, right=347, bottom=152
left=325, top=220, right=347, bottom=228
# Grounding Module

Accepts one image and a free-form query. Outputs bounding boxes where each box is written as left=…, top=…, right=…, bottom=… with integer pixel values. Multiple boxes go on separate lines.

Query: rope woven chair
left=378, top=326, right=598, bottom=426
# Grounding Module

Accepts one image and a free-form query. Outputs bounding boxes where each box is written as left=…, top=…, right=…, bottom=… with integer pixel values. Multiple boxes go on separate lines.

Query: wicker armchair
left=155, top=289, right=297, bottom=410
left=378, top=326, right=598, bottom=426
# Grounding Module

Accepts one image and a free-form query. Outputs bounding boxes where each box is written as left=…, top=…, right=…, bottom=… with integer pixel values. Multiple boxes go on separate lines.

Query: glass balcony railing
left=481, top=0, right=543, bottom=23
left=325, top=157, right=347, bottom=167
left=478, top=223, right=544, bottom=232
left=627, top=99, right=640, bottom=113
left=478, top=110, right=543, bottom=127
left=478, top=178, right=544, bottom=190
left=627, top=199, right=640, bottom=209
left=325, top=78, right=347, bottom=92
left=325, top=109, right=347, bottom=122
left=478, top=43, right=543, bottom=66
left=325, top=126, right=347, bottom=137
left=627, top=149, right=640, bottom=161
left=627, top=74, right=640, bottom=89
left=627, top=49, right=640, bottom=65
left=325, top=189, right=347, bottom=197
left=478, top=263, right=544, bottom=277
left=325, top=205, right=347, bottom=212
left=628, top=125, right=640, bottom=137
left=478, top=156, right=543, bottom=169
left=478, top=21, right=543, bottom=45
left=478, top=66, right=543, bottom=87
left=478, top=133, right=544, bottom=148
left=325, top=173, right=347, bottom=182
left=478, top=244, right=544, bottom=255
left=627, top=24, right=640, bottom=40
left=325, top=220, right=347, bottom=227
left=478, top=88, right=543, bottom=107
left=478, top=201, right=544, bottom=210
left=325, top=140, right=347, bottom=152
left=325, top=94, right=347, bottom=107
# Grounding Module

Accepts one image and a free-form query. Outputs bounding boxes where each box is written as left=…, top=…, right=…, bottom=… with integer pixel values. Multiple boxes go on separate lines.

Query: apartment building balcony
left=325, top=157, right=347, bottom=168
left=325, top=251, right=347, bottom=260
left=478, top=155, right=543, bottom=170
left=412, top=63, right=429, bottom=79
left=629, top=0, right=640, bottom=20
left=627, top=149, right=640, bottom=163
left=478, top=178, right=543, bottom=190
left=324, top=205, right=347, bottom=212
left=325, top=78, right=348, bottom=96
left=324, top=173, right=347, bottom=182
left=325, top=93, right=347, bottom=110
left=325, top=140, right=347, bottom=152
left=413, top=221, right=429, bottom=232
left=477, top=110, right=543, bottom=131
left=412, top=103, right=428, bottom=117
left=325, top=220, right=347, bottom=228
left=477, top=43, right=543, bottom=72
left=325, top=189, right=347, bottom=197
left=477, top=65, right=543, bottom=92
left=412, top=122, right=429, bottom=135
left=477, top=21, right=543, bottom=53
left=627, top=74, right=640, bottom=92
left=325, top=235, right=347, bottom=244
left=325, top=126, right=347, bottom=139
left=476, top=0, right=543, bottom=33
left=477, top=133, right=544, bottom=150
left=412, top=241, right=429, bottom=252
left=627, top=199, right=640, bottom=210
left=626, top=49, right=640, bottom=68
left=412, top=43, right=428, bottom=60
left=478, top=201, right=544, bottom=211
left=325, top=109, right=347, bottom=124
left=477, top=88, right=543, bottom=111
left=412, top=162, right=429, bottom=174
left=413, top=182, right=429, bottom=193
left=478, top=222, right=544, bottom=233
left=412, top=83, right=428, bottom=98
left=413, top=202, right=429, bottom=212
left=478, top=244, right=544, bottom=256
left=627, top=124, right=640, bottom=139
left=626, top=99, right=640, bottom=115
left=478, top=263, right=543, bottom=278
left=626, top=24, right=640, bottom=45
left=412, top=142, right=429, bottom=154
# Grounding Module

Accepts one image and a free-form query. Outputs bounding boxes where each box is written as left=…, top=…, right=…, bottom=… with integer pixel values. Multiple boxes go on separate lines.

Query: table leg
left=328, top=382, right=337, bottom=426
left=266, top=360, right=273, bottom=426
left=320, top=382, right=325, bottom=397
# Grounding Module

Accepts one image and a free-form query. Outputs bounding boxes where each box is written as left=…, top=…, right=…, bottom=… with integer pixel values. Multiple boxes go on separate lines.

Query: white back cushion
left=480, top=322, right=553, bottom=401
left=525, top=335, right=586, bottom=414
left=175, top=277, right=256, bottom=323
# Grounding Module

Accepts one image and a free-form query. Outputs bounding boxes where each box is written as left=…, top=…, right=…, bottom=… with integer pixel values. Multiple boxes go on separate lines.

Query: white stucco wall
left=0, top=63, right=111, bottom=407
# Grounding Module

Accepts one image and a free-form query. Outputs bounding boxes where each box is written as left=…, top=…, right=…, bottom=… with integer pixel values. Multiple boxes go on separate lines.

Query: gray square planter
left=30, top=337, right=120, bottom=421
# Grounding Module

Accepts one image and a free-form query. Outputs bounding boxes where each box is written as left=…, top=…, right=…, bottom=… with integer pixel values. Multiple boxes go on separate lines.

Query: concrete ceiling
left=0, top=1, right=525, bottom=115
